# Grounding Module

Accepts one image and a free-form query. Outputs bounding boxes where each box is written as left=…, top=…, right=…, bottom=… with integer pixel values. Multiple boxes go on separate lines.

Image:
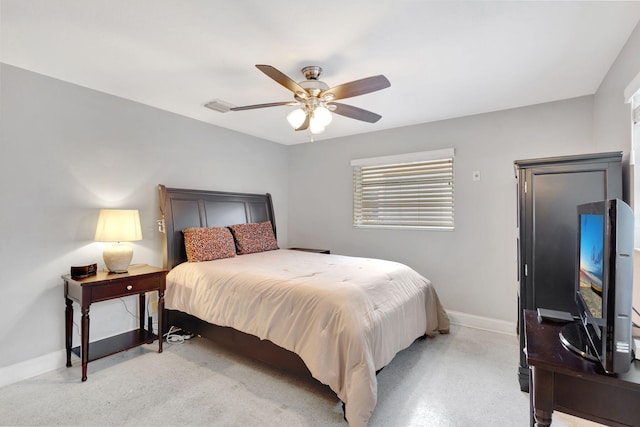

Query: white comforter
left=165, top=249, right=449, bottom=426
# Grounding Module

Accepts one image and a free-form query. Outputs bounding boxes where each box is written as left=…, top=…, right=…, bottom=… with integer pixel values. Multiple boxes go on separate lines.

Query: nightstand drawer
left=91, top=275, right=161, bottom=302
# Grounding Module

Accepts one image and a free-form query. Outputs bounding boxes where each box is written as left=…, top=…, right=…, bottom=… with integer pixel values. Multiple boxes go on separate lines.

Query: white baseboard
left=0, top=350, right=67, bottom=388
left=447, top=310, right=517, bottom=336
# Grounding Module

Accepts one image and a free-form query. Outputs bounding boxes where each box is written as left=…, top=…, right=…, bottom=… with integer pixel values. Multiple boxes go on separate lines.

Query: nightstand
left=289, top=247, right=331, bottom=254
left=63, top=264, right=166, bottom=381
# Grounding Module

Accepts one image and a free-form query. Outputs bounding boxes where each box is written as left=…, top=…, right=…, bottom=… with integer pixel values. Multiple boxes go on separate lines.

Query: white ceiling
left=2, top=1, right=640, bottom=145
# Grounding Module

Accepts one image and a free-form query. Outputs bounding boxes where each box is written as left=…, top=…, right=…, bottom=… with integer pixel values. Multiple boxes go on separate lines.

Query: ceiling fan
left=227, top=64, right=391, bottom=134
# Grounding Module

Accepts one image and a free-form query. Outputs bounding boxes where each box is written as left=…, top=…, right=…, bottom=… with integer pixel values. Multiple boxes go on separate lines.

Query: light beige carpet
left=0, top=325, right=558, bottom=426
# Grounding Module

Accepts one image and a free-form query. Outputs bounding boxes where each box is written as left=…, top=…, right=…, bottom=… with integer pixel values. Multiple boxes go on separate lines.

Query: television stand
left=524, top=310, right=640, bottom=426
left=559, top=322, right=598, bottom=362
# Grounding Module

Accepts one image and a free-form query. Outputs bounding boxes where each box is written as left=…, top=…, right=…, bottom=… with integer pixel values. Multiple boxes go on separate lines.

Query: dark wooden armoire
left=514, top=152, right=623, bottom=391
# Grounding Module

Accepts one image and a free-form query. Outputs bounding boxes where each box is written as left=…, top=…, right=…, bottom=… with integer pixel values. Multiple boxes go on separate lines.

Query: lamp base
left=103, top=242, right=134, bottom=273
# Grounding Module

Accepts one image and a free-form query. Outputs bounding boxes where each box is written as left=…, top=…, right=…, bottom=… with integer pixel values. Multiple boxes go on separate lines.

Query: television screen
left=563, top=199, right=634, bottom=374
left=578, top=213, right=604, bottom=321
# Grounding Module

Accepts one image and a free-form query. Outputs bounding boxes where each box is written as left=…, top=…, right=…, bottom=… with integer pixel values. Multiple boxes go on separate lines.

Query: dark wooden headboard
left=158, top=184, right=276, bottom=270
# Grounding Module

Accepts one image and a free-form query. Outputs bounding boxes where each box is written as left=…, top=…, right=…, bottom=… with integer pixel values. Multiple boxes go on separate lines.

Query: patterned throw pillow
left=183, top=227, right=236, bottom=262
left=229, top=221, right=279, bottom=255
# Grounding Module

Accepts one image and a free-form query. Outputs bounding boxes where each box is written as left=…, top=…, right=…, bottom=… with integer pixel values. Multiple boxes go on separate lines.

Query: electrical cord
left=164, top=326, right=194, bottom=343
left=164, top=326, right=184, bottom=343
left=119, top=294, right=160, bottom=334
left=69, top=296, right=158, bottom=337
left=119, top=298, right=139, bottom=320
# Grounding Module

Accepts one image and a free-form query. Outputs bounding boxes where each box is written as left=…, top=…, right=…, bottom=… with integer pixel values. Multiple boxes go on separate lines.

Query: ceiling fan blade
left=256, top=65, right=308, bottom=98
left=230, top=101, right=299, bottom=111
left=331, top=102, right=382, bottom=123
left=323, top=75, right=390, bottom=101
left=295, top=113, right=310, bottom=131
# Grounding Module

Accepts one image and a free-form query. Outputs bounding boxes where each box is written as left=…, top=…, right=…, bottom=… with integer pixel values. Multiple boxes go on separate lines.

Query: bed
left=158, top=184, right=450, bottom=426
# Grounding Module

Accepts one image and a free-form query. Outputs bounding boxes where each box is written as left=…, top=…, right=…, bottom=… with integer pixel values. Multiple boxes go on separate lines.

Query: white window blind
left=351, top=149, right=455, bottom=230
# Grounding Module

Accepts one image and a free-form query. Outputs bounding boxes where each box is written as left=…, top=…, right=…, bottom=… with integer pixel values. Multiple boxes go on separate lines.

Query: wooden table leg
left=158, top=289, right=164, bottom=353
left=65, top=297, right=73, bottom=367
left=531, top=366, right=553, bottom=427
left=529, top=368, right=534, bottom=427
left=80, top=306, right=90, bottom=382
left=139, top=293, right=145, bottom=332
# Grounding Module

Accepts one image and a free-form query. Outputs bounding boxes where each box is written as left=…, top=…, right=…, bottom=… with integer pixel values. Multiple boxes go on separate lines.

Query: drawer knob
left=126, top=285, right=133, bottom=291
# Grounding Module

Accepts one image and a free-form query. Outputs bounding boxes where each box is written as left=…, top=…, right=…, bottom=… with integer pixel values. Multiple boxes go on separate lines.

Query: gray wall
left=594, top=16, right=640, bottom=158
left=287, top=96, right=596, bottom=324
left=0, top=64, right=289, bottom=369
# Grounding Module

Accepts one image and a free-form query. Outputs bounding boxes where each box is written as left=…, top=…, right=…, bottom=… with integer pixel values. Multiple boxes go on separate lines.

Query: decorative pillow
left=228, top=221, right=279, bottom=255
left=183, top=227, right=236, bottom=262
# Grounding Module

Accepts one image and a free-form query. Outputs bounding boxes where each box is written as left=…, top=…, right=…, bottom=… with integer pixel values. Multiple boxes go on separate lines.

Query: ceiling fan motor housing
left=298, top=79, right=329, bottom=97
left=301, top=65, right=322, bottom=80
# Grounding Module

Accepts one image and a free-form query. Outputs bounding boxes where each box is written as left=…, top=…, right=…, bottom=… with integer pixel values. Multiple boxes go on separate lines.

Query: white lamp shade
left=94, top=209, right=142, bottom=242
left=313, top=106, right=332, bottom=127
left=287, top=108, right=306, bottom=129
left=309, top=117, right=326, bottom=134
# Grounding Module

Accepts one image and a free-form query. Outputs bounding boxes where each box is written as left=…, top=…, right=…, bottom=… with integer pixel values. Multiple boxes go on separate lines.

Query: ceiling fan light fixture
left=313, top=106, right=332, bottom=127
left=287, top=108, right=306, bottom=129
left=323, top=93, right=336, bottom=102
left=309, top=117, right=326, bottom=134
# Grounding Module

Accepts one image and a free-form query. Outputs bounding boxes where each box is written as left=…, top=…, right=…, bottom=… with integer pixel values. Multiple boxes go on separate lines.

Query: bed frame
left=158, top=184, right=312, bottom=376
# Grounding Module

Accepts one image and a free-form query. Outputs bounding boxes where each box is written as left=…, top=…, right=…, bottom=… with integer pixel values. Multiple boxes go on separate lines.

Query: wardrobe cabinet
left=514, top=152, right=623, bottom=391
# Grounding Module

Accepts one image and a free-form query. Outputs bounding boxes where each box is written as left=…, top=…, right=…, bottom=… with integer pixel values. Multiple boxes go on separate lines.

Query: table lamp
left=94, top=209, right=142, bottom=273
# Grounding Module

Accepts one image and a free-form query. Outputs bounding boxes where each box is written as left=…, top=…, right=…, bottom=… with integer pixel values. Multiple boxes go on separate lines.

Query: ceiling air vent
left=204, top=99, right=235, bottom=113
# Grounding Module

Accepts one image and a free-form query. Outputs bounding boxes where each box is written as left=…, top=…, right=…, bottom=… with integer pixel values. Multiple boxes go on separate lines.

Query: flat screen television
left=560, top=198, right=634, bottom=374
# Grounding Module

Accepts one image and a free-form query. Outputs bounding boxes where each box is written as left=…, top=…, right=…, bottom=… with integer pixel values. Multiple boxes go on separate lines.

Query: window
left=351, top=148, right=455, bottom=230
